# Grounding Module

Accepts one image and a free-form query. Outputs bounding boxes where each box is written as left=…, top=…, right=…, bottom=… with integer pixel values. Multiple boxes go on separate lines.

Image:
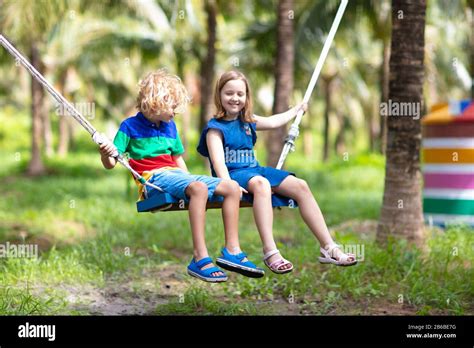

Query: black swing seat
left=137, top=191, right=298, bottom=213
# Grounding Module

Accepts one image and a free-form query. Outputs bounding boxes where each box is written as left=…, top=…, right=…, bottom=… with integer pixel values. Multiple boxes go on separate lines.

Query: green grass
left=155, top=286, right=264, bottom=315
left=0, top=122, right=472, bottom=315
left=0, top=284, right=67, bottom=315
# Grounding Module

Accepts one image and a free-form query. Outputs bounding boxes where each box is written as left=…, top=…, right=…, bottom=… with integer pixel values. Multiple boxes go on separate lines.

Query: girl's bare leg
left=273, top=175, right=354, bottom=261
left=247, top=176, right=292, bottom=269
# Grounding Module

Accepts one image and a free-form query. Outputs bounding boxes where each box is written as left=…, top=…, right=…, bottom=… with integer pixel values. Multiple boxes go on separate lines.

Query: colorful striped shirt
left=113, top=112, right=185, bottom=196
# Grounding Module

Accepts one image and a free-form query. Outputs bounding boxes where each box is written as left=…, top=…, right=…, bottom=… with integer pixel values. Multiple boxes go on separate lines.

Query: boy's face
left=220, top=79, right=246, bottom=117
left=145, top=107, right=176, bottom=124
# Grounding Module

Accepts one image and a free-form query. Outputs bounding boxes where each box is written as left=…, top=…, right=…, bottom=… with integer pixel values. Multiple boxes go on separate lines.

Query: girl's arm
left=254, top=102, right=307, bottom=131
left=206, top=130, right=232, bottom=180
left=173, top=155, right=190, bottom=173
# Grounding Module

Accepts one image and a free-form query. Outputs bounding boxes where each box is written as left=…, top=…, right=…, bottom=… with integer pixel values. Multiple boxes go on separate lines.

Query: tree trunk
left=198, top=0, right=217, bottom=134
left=366, top=103, right=374, bottom=153
left=57, top=114, right=70, bottom=157
left=302, top=111, right=313, bottom=158
left=266, top=0, right=294, bottom=167
left=176, top=48, right=189, bottom=160
left=180, top=81, right=190, bottom=161
left=380, top=40, right=390, bottom=153
left=27, top=43, right=46, bottom=176
left=57, top=70, right=70, bottom=157
left=334, top=111, right=346, bottom=155
left=368, top=95, right=380, bottom=153
left=42, top=88, right=53, bottom=158
left=322, top=74, right=336, bottom=162
left=377, top=0, right=426, bottom=245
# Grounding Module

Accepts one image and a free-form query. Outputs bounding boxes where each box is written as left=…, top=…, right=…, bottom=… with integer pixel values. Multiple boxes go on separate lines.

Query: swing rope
left=0, top=34, right=163, bottom=193
left=276, top=0, right=348, bottom=169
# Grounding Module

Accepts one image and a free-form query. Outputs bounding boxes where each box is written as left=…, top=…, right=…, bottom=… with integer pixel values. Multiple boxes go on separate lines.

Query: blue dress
left=197, top=117, right=294, bottom=190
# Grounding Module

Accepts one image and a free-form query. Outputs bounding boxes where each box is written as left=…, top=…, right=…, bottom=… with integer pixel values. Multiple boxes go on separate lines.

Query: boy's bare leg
left=214, top=179, right=242, bottom=255
left=273, top=175, right=355, bottom=262
left=247, top=176, right=292, bottom=269
left=186, top=181, right=224, bottom=277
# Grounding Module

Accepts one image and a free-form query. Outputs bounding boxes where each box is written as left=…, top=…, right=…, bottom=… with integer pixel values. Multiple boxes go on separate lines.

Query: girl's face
left=220, top=79, right=246, bottom=117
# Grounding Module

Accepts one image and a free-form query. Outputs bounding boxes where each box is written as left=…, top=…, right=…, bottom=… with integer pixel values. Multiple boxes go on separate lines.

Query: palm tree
left=377, top=0, right=426, bottom=244
left=298, top=0, right=392, bottom=154
left=351, top=0, right=392, bottom=153
left=0, top=0, right=68, bottom=175
left=321, top=73, right=337, bottom=161
left=46, top=0, right=173, bottom=156
left=198, top=0, right=218, bottom=135
left=266, top=0, right=294, bottom=167
left=45, top=8, right=130, bottom=156
left=29, top=43, right=47, bottom=174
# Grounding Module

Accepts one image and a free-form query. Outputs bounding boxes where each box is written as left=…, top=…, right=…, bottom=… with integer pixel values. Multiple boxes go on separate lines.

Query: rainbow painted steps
left=422, top=100, right=474, bottom=227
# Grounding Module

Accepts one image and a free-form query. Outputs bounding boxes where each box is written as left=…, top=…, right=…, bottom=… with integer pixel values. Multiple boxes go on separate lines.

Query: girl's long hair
left=214, top=70, right=254, bottom=123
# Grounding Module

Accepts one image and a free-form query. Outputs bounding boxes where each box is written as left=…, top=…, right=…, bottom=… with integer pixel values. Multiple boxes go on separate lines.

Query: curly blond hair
left=136, top=69, right=190, bottom=117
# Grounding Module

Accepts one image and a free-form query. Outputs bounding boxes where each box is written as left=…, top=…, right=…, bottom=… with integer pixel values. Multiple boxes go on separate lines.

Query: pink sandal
left=263, top=249, right=294, bottom=274
left=319, top=243, right=357, bottom=267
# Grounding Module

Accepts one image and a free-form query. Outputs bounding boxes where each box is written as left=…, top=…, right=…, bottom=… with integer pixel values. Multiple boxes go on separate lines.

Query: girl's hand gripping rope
left=293, top=102, right=308, bottom=117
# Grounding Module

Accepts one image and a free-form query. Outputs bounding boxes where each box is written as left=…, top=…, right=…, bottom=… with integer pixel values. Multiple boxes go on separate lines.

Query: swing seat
left=137, top=191, right=297, bottom=213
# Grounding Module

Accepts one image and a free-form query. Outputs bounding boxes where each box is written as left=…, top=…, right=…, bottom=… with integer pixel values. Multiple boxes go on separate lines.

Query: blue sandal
left=187, top=257, right=228, bottom=283
left=216, top=247, right=265, bottom=278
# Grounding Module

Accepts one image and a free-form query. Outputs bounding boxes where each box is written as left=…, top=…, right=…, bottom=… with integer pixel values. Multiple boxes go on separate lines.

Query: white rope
left=276, top=0, right=348, bottom=169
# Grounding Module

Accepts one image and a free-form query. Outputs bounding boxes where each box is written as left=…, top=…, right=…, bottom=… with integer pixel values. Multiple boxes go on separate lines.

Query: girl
left=197, top=70, right=357, bottom=274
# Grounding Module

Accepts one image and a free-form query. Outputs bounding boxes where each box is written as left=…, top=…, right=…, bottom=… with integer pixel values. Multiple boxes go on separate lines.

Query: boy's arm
left=206, top=129, right=231, bottom=180
left=254, top=102, right=307, bottom=131
left=173, top=155, right=189, bottom=173
left=99, top=143, right=118, bottom=169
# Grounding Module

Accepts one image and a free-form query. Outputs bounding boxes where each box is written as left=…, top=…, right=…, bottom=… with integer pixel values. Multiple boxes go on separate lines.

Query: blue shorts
left=145, top=169, right=222, bottom=202
left=229, top=166, right=294, bottom=190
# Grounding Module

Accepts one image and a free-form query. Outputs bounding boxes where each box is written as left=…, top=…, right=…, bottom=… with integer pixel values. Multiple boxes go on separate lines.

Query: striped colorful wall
left=422, top=100, right=474, bottom=227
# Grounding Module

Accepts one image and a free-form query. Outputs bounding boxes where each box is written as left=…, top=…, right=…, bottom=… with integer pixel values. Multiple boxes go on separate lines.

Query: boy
left=98, top=69, right=264, bottom=282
